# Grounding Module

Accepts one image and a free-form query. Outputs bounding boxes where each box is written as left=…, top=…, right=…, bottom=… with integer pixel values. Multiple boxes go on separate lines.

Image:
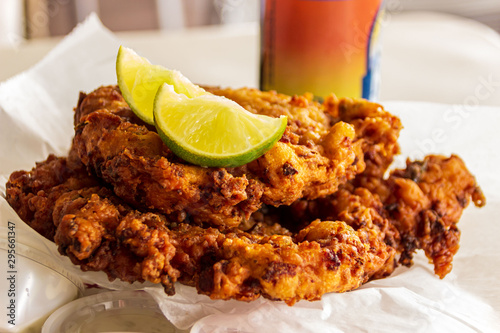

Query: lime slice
left=116, top=45, right=207, bottom=124
left=154, top=83, right=288, bottom=167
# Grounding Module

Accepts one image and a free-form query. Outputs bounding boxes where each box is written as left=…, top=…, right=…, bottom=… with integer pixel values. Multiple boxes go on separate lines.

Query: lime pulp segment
left=153, top=83, right=287, bottom=167
left=116, top=45, right=207, bottom=125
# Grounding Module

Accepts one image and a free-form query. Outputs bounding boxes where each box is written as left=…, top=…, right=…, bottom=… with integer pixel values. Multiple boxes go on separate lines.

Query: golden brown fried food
left=72, top=86, right=366, bottom=228
left=5, top=154, right=178, bottom=289
left=12, top=153, right=480, bottom=304
left=281, top=154, right=485, bottom=279
left=277, top=187, right=400, bottom=279
left=124, top=217, right=394, bottom=305
left=6, top=154, right=394, bottom=305
left=384, top=155, right=485, bottom=277
left=5, top=151, right=99, bottom=240
left=204, top=87, right=333, bottom=144
left=4, top=85, right=485, bottom=306
left=328, top=96, right=402, bottom=179
left=208, top=87, right=403, bottom=194
left=55, top=191, right=181, bottom=292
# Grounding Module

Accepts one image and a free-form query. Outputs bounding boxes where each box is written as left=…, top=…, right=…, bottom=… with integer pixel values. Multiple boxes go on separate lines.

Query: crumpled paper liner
left=1, top=14, right=499, bottom=333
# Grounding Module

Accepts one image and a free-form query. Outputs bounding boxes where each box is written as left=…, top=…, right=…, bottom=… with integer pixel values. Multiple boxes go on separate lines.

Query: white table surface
left=1, top=12, right=500, bottom=106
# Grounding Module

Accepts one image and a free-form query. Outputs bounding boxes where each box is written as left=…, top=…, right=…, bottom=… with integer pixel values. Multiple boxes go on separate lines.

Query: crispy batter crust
left=4, top=86, right=485, bottom=305
left=72, top=86, right=365, bottom=227
left=4, top=152, right=99, bottom=240
left=385, top=155, right=485, bottom=277
left=6, top=155, right=394, bottom=305
left=280, top=155, right=485, bottom=279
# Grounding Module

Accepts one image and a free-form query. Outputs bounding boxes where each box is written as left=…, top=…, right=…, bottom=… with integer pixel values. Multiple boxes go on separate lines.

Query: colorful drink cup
left=260, top=0, right=384, bottom=100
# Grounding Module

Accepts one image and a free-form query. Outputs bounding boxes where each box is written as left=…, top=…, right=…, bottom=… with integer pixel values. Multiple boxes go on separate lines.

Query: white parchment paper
left=1, top=14, right=499, bottom=333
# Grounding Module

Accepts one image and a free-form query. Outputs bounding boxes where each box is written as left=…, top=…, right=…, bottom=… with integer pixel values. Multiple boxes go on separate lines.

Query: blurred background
left=1, top=0, right=500, bottom=46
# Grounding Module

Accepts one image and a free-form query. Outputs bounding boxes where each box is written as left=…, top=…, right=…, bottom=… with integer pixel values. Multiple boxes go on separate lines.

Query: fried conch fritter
left=6, top=153, right=397, bottom=304
left=73, top=87, right=372, bottom=228
left=5, top=85, right=484, bottom=305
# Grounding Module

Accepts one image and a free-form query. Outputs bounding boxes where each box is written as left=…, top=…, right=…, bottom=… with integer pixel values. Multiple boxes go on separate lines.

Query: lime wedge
left=116, top=45, right=207, bottom=124
left=153, top=83, right=288, bottom=167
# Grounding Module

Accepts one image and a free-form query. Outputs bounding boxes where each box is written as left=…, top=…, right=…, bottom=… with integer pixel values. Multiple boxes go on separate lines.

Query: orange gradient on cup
left=260, top=0, right=384, bottom=100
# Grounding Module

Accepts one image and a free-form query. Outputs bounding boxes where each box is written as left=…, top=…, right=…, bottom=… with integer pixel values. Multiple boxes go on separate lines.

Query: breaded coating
left=280, top=155, right=485, bottom=279
left=72, top=86, right=365, bottom=227
left=208, top=87, right=403, bottom=194
left=5, top=151, right=99, bottom=240
left=204, top=87, right=332, bottom=144
left=6, top=153, right=481, bottom=304
left=326, top=96, right=402, bottom=179
left=6, top=155, right=394, bottom=305
left=4, top=85, right=485, bottom=306
left=384, top=155, right=485, bottom=277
